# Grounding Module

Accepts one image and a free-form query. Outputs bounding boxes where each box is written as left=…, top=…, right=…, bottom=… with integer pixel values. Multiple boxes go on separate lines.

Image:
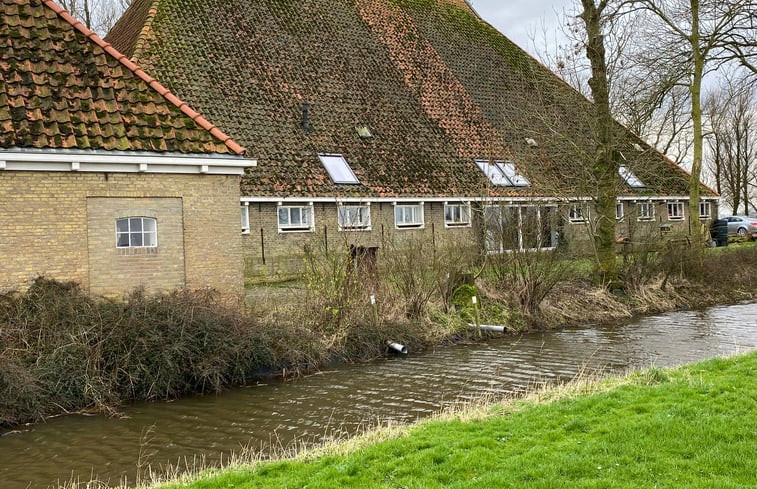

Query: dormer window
left=619, top=165, right=645, bottom=188
left=475, top=159, right=530, bottom=187
left=318, top=154, right=360, bottom=184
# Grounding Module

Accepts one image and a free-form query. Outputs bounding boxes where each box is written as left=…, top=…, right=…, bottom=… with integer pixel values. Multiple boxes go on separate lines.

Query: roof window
left=476, top=159, right=530, bottom=187
left=319, top=154, right=360, bottom=184
left=355, top=126, right=373, bottom=139
left=619, top=165, right=645, bottom=188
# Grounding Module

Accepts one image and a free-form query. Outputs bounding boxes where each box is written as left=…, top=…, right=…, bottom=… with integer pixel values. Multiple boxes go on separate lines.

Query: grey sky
left=468, top=0, right=573, bottom=56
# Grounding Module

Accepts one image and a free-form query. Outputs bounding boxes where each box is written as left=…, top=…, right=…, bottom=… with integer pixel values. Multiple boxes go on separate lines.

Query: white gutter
left=241, top=195, right=718, bottom=204
left=0, top=151, right=256, bottom=176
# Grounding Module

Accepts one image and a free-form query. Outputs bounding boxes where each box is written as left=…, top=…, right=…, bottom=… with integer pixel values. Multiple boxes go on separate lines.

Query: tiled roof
left=0, top=0, right=243, bottom=155
left=106, top=0, right=708, bottom=197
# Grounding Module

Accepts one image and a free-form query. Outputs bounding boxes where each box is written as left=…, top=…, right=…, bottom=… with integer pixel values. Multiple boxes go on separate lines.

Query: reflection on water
left=1, top=302, right=756, bottom=488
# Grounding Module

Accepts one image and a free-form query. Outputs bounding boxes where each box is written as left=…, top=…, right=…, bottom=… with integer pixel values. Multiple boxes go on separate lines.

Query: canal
left=1, top=302, right=756, bottom=488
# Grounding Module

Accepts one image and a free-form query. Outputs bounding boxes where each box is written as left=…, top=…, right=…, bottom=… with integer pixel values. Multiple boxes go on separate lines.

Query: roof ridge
left=41, top=0, right=245, bottom=156
left=130, top=0, right=160, bottom=61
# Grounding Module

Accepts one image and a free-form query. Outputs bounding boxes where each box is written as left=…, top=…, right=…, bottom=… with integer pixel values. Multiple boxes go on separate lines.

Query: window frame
left=318, top=153, right=360, bottom=185
left=667, top=201, right=685, bottom=221
left=241, top=203, right=250, bottom=234
left=484, top=204, right=558, bottom=253
left=394, top=203, right=425, bottom=229
left=444, top=202, right=472, bottom=228
left=699, top=201, right=711, bottom=219
left=568, top=203, right=589, bottom=223
left=337, top=204, right=372, bottom=231
left=637, top=202, right=655, bottom=221
left=277, top=204, right=315, bottom=233
left=616, top=201, right=624, bottom=220
left=115, top=217, right=158, bottom=249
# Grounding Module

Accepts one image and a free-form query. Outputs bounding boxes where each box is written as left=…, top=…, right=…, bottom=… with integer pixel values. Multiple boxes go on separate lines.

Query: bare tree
left=705, top=75, right=757, bottom=215
left=629, top=0, right=757, bottom=248
left=58, top=0, right=131, bottom=36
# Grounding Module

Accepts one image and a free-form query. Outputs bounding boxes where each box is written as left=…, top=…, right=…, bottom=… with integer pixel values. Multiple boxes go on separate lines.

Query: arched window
left=116, top=217, right=158, bottom=248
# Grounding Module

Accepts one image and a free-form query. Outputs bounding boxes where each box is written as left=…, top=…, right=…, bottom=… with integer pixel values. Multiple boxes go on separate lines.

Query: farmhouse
left=32, top=0, right=716, bottom=282
left=0, top=0, right=254, bottom=297
left=106, top=0, right=718, bottom=280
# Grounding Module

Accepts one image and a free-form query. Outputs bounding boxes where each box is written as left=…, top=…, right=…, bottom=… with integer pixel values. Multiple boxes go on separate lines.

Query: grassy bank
left=149, top=352, right=757, bottom=489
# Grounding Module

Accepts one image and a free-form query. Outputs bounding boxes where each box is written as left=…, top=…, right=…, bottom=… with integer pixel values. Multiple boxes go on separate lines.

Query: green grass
left=160, top=353, right=757, bottom=489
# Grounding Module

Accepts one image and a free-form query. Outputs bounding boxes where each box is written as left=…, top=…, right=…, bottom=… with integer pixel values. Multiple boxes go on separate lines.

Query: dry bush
left=379, top=235, right=478, bottom=320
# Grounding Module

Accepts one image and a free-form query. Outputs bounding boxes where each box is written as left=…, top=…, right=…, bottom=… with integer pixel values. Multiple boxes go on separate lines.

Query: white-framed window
left=394, top=203, right=424, bottom=229
left=241, top=203, right=250, bottom=234
left=619, top=165, right=645, bottom=188
left=667, top=202, right=684, bottom=221
left=699, top=201, right=711, bottom=219
left=444, top=203, right=471, bottom=227
left=475, top=159, right=530, bottom=187
left=484, top=205, right=557, bottom=252
left=116, top=217, right=157, bottom=248
left=278, top=204, right=314, bottom=232
left=637, top=202, right=655, bottom=221
left=338, top=204, right=371, bottom=231
left=318, top=154, right=360, bottom=184
left=616, top=202, right=624, bottom=220
left=568, top=204, right=589, bottom=223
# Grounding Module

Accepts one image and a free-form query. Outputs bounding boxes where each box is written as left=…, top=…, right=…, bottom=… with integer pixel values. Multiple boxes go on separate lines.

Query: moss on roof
left=106, top=0, right=706, bottom=196
left=1, top=0, right=239, bottom=154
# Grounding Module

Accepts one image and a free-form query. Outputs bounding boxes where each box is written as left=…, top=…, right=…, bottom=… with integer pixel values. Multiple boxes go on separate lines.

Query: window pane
left=278, top=207, right=289, bottom=226
left=130, top=218, right=142, bottom=232
left=143, top=232, right=157, bottom=247
left=290, top=207, right=302, bottom=226
left=301, top=207, right=311, bottom=226
left=130, top=233, right=143, bottom=247
left=116, top=219, right=129, bottom=233
left=395, top=206, right=402, bottom=223
left=319, top=154, right=360, bottom=184
left=143, top=218, right=156, bottom=232
left=117, top=233, right=129, bottom=247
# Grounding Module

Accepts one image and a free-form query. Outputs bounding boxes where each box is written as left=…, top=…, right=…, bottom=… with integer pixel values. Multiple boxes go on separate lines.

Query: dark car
left=726, top=215, right=757, bottom=238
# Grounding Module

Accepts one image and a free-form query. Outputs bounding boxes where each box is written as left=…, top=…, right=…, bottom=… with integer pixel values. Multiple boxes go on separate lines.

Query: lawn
left=161, top=352, right=757, bottom=489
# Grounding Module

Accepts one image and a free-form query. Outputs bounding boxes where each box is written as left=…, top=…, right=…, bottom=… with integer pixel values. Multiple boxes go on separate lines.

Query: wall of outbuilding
left=0, top=171, right=244, bottom=299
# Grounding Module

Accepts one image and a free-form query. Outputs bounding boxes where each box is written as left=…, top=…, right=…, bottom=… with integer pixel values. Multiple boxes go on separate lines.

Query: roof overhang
left=241, top=195, right=719, bottom=204
left=0, top=150, right=256, bottom=176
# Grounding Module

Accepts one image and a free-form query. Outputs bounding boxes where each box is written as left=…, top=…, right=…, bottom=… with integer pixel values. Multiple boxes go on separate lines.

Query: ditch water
left=1, top=302, right=756, bottom=488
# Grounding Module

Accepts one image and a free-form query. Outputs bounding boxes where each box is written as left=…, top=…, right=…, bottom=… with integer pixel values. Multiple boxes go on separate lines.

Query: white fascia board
left=242, top=195, right=705, bottom=204
left=240, top=196, right=573, bottom=204
left=0, top=151, right=256, bottom=176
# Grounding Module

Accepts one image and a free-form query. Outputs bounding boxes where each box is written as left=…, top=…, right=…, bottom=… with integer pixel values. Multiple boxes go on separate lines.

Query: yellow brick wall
left=0, top=171, right=243, bottom=298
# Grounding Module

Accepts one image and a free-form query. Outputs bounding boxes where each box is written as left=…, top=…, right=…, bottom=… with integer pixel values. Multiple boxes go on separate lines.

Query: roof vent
left=525, top=137, right=538, bottom=147
left=633, top=143, right=644, bottom=152
left=356, top=126, right=373, bottom=139
left=300, top=102, right=313, bottom=133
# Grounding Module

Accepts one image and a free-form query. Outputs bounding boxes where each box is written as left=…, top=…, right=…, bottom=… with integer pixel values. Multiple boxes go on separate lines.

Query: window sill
left=445, top=222, right=472, bottom=228
left=278, top=228, right=314, bottom=234
left=396, top=224, right=424, bottom=230
left=339, top=226, right=372, bottom=232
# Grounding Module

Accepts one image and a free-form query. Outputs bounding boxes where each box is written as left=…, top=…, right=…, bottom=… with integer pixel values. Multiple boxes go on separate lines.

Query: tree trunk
left=580, top=0, right=618, bottom=287
left=688, top=0, right=704, bottom=273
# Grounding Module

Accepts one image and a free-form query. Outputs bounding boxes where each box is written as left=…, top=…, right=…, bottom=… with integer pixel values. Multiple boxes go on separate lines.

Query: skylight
left=319, top=154, right=360, bottom=184
left=496, top=161, right=530, bottom=187
left=476, top=159, right=530, bottom=187
left=619, top=165, right=645, bottom=188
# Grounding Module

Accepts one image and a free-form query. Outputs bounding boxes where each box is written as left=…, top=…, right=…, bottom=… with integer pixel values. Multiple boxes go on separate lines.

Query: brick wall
left=242, top=201, right=477, bottom=278
left=0, top=171, right=243, bottom=298
left=242, top=200, right=716, bottom=278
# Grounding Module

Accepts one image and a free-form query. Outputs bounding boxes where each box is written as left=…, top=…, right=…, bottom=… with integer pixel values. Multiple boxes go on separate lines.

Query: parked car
left=725, top=215, right=757, bottom=238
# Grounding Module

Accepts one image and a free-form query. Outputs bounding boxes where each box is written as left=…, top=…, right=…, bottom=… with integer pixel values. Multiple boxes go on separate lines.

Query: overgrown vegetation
left=2, top=237, right=756, bottom=429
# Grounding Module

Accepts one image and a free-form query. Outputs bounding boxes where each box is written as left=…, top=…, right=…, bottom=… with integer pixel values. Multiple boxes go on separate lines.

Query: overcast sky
left=469, top=0, right=573, bottom=57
